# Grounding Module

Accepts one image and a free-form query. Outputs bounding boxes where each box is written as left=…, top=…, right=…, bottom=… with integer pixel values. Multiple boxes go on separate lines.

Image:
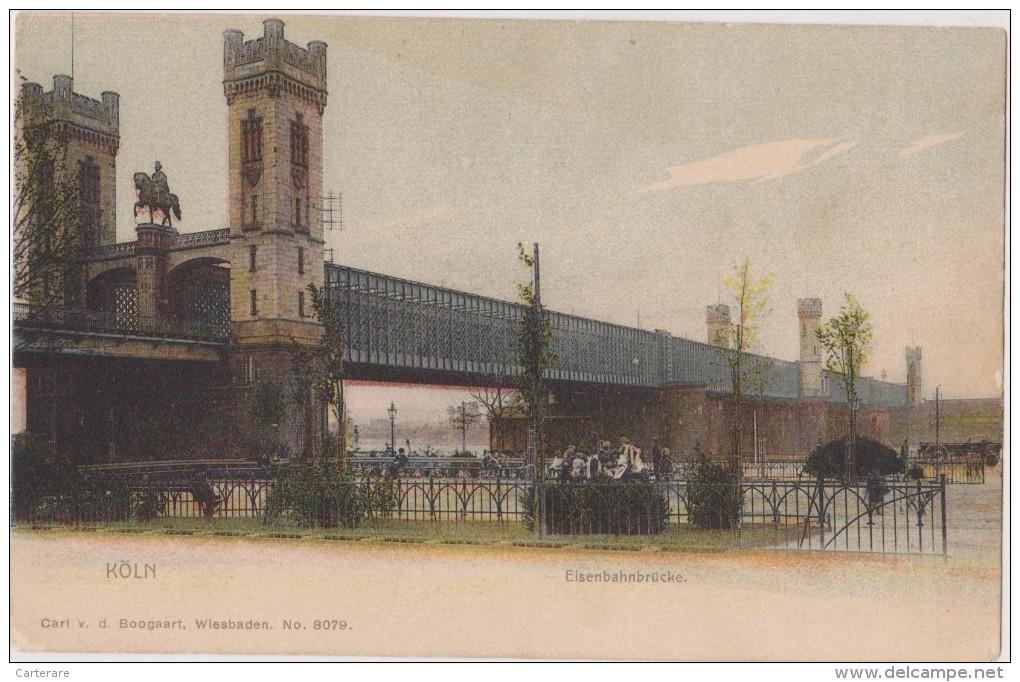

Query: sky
left=12, top=11, right=1007, bottom=407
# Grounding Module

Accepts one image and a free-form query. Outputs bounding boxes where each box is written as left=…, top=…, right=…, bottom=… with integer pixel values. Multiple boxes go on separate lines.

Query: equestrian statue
left=134, top=161, right=182, bottom=227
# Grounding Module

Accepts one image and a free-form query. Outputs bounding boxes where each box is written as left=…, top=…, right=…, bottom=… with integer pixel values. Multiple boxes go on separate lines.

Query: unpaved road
left=11, top=471, right=1004, bottom=661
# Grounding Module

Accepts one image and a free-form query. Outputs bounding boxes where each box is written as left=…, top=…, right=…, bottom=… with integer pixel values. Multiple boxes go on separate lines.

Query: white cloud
left=636, top=138, right=856, bottom=193
left=899, top=132, right=965, bottom=158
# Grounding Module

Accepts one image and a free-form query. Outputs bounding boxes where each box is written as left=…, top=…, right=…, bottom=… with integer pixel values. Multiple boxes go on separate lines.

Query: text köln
left=107, top=561, right=156, bottom=579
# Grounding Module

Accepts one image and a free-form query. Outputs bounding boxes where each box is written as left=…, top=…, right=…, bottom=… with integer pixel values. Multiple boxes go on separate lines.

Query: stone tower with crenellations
left=706, top=304, right=731, bottom=347
left=223, top=19, right=328, bottom=455
left=18, top=76, right=120, bottom=311
left=798, top=298, right=823, bottom=398
left=223, top=18, right=327, bottom=349
left=20, top=75, right=120, bottom=248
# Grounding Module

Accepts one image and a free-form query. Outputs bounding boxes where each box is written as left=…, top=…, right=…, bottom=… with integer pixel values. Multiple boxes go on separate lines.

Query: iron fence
left=14, top=470, right=946, bottom=555
left=911, top=459, right=986, bottom=485
left=740, top=461, right=806, bottom=481
left=346, top=454, right=529, bottom=480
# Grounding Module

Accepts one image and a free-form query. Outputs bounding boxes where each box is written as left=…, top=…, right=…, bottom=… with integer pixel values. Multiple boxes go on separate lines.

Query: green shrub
left=264, top=458, right=399, bottom=528
left=522, top=479, right=670, bottom=535
left=73, top=475, right=133, bottom=522
left=11, top=434, right=133, bottom=523
left=135, top=486, right=162, bottom=522
left=803, top=437, right=906, bottom=482
left=360, top=472, right=400, bottom=521
left=686, top=454, right=742, bottom=530
left=11, top=433, right=69, bottom=521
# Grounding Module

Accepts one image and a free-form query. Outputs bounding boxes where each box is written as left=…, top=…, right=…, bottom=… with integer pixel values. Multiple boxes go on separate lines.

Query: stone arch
left=164, top=257, right=231, bottom=338
left=86, top=266, right=137, bottom=327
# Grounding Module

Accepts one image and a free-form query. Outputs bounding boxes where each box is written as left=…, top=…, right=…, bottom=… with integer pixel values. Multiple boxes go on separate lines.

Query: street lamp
left=847, top=396, right=860, bottom=485
left=387, top=402, right=397, bottom=456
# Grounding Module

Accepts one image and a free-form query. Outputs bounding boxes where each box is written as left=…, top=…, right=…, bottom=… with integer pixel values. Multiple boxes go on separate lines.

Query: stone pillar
left=135, top=223, right=174, bottom=327
left=659, top=384, right=709, bottom=460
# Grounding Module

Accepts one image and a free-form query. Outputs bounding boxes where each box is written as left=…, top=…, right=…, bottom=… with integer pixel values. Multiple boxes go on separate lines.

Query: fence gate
left=796, top=476, right=947, bottom=555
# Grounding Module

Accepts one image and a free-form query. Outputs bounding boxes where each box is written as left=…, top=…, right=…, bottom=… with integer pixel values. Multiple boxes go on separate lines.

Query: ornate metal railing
left=172, top=228, right=230, bottom=248
left=85, top=241, right=137, bottom=260
left=13, top=303, right=229, bottom=343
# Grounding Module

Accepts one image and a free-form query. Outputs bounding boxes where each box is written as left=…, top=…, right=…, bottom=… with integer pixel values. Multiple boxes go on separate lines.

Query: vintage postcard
left=9, top=11, right=1007, bottom=664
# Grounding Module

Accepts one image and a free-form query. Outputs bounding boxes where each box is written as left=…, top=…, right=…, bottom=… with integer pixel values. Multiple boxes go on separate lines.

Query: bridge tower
left=905, top=346, right=922, bottom=406
left=223, top=19, right=328, bottom=454
left=19, top=76, right=120, bottom=307
left=706, top=304, right=731, bottom=346
left=797, top=298, right=823, bottom=398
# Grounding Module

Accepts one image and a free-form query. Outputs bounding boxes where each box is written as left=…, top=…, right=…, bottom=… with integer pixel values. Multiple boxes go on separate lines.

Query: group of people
left=548, top=437, right=657, bottom=482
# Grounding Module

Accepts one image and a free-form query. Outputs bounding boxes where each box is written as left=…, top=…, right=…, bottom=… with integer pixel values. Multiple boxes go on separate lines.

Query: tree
left=13, top=79, right=88, bottom=313
left=514, top=243, right=555, bottom=469
left=293, top=283, right=347, bottom=466
left=469, top=378, right=519, bottom=454
left=714, top=258, right=773, bottom=469
left=448, top=401, right=482, bottom=453
left=816, top=292, right=874, bottom=483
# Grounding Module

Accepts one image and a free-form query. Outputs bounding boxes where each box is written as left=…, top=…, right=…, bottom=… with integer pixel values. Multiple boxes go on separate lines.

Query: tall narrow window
left=241, top=108, right=263, bottom=163
left=250, top=289, right=258, bottom=316
left=249, top=245, right=257, bottom=271
left=290, top=113, right=309, bottom=167
left=78, top=157, right=101, bottom=244
left=250, top=195, right=258, bottom=225
left=298, top=291, right=305, bottom=318
left=297, top=247, right=304, bottom=274
left=245, top=355, right=255, bottom=385
left=295, top=198, right=301, bottom=226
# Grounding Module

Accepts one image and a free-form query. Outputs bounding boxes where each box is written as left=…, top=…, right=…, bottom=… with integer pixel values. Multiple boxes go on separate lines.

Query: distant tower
left=706, top=304, right=731, bottom=346
left=223, top=19, right=328, bottom=455
left=905, top=347, right=923, bottom=406
left=798, top=298, right=823, bottom=398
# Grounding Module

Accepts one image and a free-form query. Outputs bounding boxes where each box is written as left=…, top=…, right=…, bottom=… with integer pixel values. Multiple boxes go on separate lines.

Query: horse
left=134, top=171, right=182, bottom=227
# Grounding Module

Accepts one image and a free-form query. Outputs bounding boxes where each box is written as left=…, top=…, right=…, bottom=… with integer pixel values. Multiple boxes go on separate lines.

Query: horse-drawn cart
left=918, top=438, right=1002, bottom=467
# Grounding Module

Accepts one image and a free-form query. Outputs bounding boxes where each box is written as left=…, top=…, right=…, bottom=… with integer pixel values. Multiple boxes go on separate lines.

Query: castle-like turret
left=223, top=18, right=328, bottom=348
left=706, top=304, right=731, bottom=347
left=19, top=75, right=120, bottom=247
left=798, top=298, right=823, bottom=398
left=223, top=18, right=329, bottom=458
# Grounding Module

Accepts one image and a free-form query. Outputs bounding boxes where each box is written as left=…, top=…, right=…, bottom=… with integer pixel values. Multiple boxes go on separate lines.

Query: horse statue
left=134, top=161, right=182, bottom=227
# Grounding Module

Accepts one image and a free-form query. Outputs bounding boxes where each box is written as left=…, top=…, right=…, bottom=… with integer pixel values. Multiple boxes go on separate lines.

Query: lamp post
left=387, top=402, right=397, bottom=456
left=847, top=396, right=860, bottom=485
